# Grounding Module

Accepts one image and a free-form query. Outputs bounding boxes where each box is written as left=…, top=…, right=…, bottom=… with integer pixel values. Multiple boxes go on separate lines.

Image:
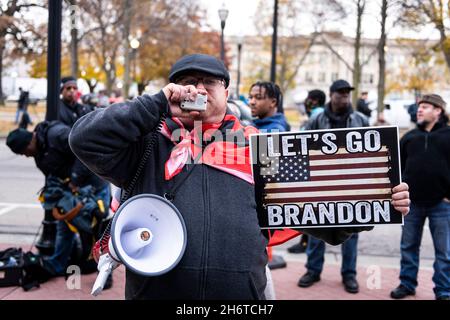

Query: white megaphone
left=91, top=194, right=187, bottom=296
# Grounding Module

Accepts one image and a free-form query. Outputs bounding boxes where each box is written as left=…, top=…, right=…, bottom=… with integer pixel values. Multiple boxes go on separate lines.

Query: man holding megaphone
left=69, top=54, right=410, bottom=300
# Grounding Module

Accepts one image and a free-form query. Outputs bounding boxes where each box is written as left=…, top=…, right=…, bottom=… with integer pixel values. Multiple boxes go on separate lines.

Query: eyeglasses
left=176, top=76, right=225, bottom=89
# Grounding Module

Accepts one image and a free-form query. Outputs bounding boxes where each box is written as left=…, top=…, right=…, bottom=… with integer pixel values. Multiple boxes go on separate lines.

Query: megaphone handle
left=91, top=254, right=119, bottom=296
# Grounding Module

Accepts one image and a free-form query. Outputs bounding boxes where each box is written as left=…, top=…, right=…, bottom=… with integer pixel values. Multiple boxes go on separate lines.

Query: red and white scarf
left=160, top=113, right=258, bottom=184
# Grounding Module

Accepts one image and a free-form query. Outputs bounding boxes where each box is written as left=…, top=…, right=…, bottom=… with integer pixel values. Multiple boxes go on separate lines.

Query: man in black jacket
left=69, top=54, right=410, bottom=300
left=298, top=80, right=371, bottom=294
left=6, top=121, right=110, bottom=278
left=58, top=76, right=89, bottom=127
left=391, top=94, right=450, bottom=300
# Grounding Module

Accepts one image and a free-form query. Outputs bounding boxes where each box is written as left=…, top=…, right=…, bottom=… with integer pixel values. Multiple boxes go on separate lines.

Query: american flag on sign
left=260, top=147, right=393, bottom=205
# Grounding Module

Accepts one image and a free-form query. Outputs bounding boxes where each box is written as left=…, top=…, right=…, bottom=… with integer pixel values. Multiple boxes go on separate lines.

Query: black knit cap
left=60, top=76, right=77, bottom=92
left=6, top=128, right=33, bottom=154
left=169, top=54, right=230, bottom=88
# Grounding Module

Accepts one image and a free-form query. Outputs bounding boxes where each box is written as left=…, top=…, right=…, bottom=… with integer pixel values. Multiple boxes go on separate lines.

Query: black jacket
left=58, top=99, right=89, bottom=128
left=357, top=98, right=372, bottom=118
left=302, top=103, right=369, bottom=130
left=34, top=121, right=106, bottom=190
left=400, top=119, right=450, bottom=206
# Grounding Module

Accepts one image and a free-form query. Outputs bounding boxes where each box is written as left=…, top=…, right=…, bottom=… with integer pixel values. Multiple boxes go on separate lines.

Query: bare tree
left=77, top=0, right=124, bottom=94
left=401, top=0, right=450, bottom=71
left=320, top=0, right=380, bottom=107
left=352, top=0, right=365, bottom=106
left=377, top=0, right=388, bottom=123
left=251, top=0, right=346, bottom=94
left=65, top=0, right=80, bottom=78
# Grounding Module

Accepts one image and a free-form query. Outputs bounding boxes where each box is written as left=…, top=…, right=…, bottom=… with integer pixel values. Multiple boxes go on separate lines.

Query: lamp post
left=236, top=36, right=243, bottom=98
left=218, top=4, right=229, bottom=63
left=37, top=0, right=62, bottom=256
left=270, top=0, right=278, bottom=83
left=46, top=0, right=62, bottom=121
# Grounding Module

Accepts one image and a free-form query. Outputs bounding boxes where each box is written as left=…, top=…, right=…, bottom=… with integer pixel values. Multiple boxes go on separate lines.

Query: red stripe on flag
left=310, top=162, right=388, bottom=170
left=309, top=151, right=389, bottom=161
left=309, top=172, right=389, bottom=181
left=265, top=193, right=392, bottom=204
left=265, top=183, right=392, bottom=193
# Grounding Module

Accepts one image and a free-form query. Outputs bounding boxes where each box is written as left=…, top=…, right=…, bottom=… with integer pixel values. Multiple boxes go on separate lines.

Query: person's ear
left=270, top=98, right=277, bottom=109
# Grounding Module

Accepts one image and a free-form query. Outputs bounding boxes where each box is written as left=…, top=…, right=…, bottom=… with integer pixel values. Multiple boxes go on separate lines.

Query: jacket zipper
left=200, top=165, right=210, bottom=299
left=424, top=133, right=428, bottom=150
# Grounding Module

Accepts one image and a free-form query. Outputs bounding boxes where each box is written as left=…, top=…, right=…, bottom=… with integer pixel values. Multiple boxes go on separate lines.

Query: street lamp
left=218, top=4, right=229, bottom=62
left=270, top=0, right=278, bottom=83
left=236, top=36, right=243, bottom=98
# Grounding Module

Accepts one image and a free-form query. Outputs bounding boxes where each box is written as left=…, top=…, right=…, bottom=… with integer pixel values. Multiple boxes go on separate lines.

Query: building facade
left=226, top=31, right=450, bottom=109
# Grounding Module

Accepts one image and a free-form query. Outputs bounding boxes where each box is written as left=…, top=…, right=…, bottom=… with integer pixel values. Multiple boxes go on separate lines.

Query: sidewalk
left=0, top=244, right=435, bottom=300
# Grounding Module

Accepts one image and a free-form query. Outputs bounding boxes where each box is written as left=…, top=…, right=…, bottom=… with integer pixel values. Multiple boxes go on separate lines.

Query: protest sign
left=250, top=126, right=403, bottom=229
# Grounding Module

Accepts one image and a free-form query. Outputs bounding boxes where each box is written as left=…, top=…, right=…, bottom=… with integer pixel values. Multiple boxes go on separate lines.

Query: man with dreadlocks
left=248, top=81, right=290, bottom=133
left=248, top=81, right=291, bottom=279
left=69, top=54, right=410, bottom=300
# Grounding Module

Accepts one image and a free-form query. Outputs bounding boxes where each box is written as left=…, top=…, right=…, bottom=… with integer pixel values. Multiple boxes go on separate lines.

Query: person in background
left=298, top=79, right=370, bottom=294
left=98, top=90, right=110, bottom=108
left=18, top=107, right=33, bottom=129
left=15, top=87, right=29, bottom=124
left=356, top=91, right=372, bottom=118
left=6, top=122, right=112, bottom=288
left=406, top=95, right=421, bottom=127
left=391, top=94, right=450, bottom=300
left=248, top=81, right=290, bottom=133
left=305, top=89, right=326, bottom=118
left=6, top=121, right=110, bottom=282
left=58, top=76, right=90, bottom=127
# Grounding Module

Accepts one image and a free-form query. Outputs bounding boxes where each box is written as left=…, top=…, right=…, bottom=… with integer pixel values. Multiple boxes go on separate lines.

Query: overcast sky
left=200, top=0, right=439, bottom=39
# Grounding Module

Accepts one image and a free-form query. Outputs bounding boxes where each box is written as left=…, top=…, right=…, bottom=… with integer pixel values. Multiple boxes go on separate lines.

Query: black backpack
left=0, top=247, right=52, bottom=291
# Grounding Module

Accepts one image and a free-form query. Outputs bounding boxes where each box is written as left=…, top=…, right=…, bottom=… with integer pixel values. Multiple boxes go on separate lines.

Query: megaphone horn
left=91, top=194, right=187, bottom=296
left=111, top=194, right=187, bottom=276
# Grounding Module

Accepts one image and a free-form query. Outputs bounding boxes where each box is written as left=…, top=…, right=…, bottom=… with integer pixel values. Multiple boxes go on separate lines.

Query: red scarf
left=161, top=113, right=258, bottom=183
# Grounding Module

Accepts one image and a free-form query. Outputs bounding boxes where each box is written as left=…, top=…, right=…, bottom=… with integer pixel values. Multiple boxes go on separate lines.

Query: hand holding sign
left=251, top=126, right=407, bottom=229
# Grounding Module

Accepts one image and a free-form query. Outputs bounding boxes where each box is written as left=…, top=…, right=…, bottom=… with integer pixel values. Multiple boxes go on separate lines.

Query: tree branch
left=361, top=44, right=378, bottom=67
left=320, top=34, right=353, bottom=71
left=285, top=33, right=319, bottom=84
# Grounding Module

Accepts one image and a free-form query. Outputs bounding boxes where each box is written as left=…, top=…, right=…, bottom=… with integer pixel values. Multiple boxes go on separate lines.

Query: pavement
left=0, top=242, right=436, bottom=300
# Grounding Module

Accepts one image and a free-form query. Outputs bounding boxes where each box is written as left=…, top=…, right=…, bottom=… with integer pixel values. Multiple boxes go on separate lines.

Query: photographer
left=6, top=122, right=110, bottom=280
